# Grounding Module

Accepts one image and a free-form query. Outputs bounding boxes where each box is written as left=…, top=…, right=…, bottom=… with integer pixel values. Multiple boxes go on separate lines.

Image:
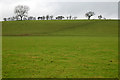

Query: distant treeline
left=3, top=5, right=106, bottom=21
left=3, top=15, right=78, bottom=21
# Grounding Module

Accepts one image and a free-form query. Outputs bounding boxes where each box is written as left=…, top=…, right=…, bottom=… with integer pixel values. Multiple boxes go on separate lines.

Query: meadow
left=2, top=20, right=118, bottom=78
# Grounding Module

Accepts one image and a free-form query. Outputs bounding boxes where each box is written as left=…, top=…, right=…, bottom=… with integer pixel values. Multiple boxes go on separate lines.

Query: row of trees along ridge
left=3, top=5, right=106, bottom=21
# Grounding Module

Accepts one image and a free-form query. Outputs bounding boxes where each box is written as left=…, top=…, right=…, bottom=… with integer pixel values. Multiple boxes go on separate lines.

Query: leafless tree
left=50, top=15, right=53, bottom=20
left=66, top=17, right=69, bottom=20
left=14, top=5, right=30, bottom=20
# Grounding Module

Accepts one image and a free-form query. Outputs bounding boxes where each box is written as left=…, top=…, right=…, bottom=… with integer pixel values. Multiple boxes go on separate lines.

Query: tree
left=66, top=17, right=69, bottom=20
left=98, top=15, right=102, bottom=19
left=28, top=16, right=34, bottom=20
left=8, top=17, right=11, bottom=21
left=46, top=15, right=50, bottom=20
left=42, top=16, right=45, bottom=20
left=3, top=18, right=7, bottom=21
left=85, top=11, right=95, bottom=20
left=14, top=5, right=30, bottom=20
left=66, top=15, right=72, bottom=20
left=38, top=17, right=41, bottom=20
left=28, top=16, right=36, bottom=20
left=50, top=15, right=53, bottom=20
left=33, top=17, right=36, bottom=20
left=56, top=16, right=64, bottom=20
left=10, top=16, right=17, bottom=21
left=69, top=15, right=72, bottom=20
left=38, top=17, right=45, bottom=20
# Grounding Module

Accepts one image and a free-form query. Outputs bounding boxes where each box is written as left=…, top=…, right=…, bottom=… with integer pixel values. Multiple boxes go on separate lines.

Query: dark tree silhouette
left=69, top=15, right=72, bottom=20
left=3, top=18, right=7, bottom=21
left=66, top=17, right=69, bottom=20
left=38, top=17, right=41, bottom=20
left=42, top=16, right=45, bottom=20
left=14, top=5, right=29, bottom=20
left=85, top=11, right=95, bottom=20
left=56, top=16, right=64, bottom=20
left=8, top=17, right=11, bottom=21
left=50, top=15, right=53, bottom=20
left=98, top=15, right=102, bottom=19
left=38, top=16, right=45, bottom=20
left=46, top=15, right=50, bottom=20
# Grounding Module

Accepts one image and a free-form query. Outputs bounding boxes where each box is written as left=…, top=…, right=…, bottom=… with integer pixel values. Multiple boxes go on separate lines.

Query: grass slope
left=2, top=20, right=118, bottom=78
left=2, top=20, right=118, bottom=36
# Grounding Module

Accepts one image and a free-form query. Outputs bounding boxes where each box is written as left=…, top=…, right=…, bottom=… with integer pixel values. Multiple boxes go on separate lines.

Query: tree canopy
left=14, top=5, right=30, bottom=20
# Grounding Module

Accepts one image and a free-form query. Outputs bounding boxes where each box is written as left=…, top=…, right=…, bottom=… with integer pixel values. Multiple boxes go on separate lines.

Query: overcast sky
left=0, top=0, right=119, bottom=20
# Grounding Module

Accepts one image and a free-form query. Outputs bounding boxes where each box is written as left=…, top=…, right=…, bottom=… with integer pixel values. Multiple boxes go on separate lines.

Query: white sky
left=0, top=0, right=119, bottom=20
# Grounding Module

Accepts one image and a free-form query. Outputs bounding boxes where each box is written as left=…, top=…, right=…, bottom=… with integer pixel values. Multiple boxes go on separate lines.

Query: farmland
left=2, top=20, right=118, bottom=78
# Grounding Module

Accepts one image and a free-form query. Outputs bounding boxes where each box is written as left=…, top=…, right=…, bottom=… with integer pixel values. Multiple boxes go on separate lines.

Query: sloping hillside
left=2, top=20, right=118, bottom=36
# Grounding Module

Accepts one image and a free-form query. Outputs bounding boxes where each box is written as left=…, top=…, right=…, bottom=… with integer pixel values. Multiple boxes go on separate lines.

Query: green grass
left=2, top=20, right=118, bottom=36
left=2, top=20, right=118, bottom=78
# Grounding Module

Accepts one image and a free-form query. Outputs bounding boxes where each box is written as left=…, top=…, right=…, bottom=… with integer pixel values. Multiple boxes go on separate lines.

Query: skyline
left=0, top=0, right=119, bottom=21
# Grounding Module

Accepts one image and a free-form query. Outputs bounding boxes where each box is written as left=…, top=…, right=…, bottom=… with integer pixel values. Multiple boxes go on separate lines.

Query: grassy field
left=2, top=20, right=118, bottom=78
left=2, top=20, right=118, bottom=36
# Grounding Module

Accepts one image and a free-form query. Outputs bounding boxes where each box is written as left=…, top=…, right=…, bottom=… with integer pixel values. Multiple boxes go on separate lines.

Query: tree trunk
left=88, top=16, right=90, bottom=20
left=20, top=16, right=23, bottom=20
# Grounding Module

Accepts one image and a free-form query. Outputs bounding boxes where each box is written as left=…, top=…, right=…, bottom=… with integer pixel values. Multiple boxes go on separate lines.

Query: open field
left=2, top=20, right=118, bottom=36
left=2, top=20, right=118, bottom=78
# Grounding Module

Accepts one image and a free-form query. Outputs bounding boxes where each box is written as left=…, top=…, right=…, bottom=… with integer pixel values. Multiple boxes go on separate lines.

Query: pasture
left=2, top=20, right=118, bottom=78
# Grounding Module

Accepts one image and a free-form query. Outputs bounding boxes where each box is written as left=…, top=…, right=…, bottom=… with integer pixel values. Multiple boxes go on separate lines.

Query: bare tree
left=66, top=17, right=69, bottom=20
left=50, top=15, right=53, bottom=20
left=98, top=15, right=102, bottom=19
left=14, top=5, right=30, bottom=20
left=85, top=11, right=95, bottom=20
